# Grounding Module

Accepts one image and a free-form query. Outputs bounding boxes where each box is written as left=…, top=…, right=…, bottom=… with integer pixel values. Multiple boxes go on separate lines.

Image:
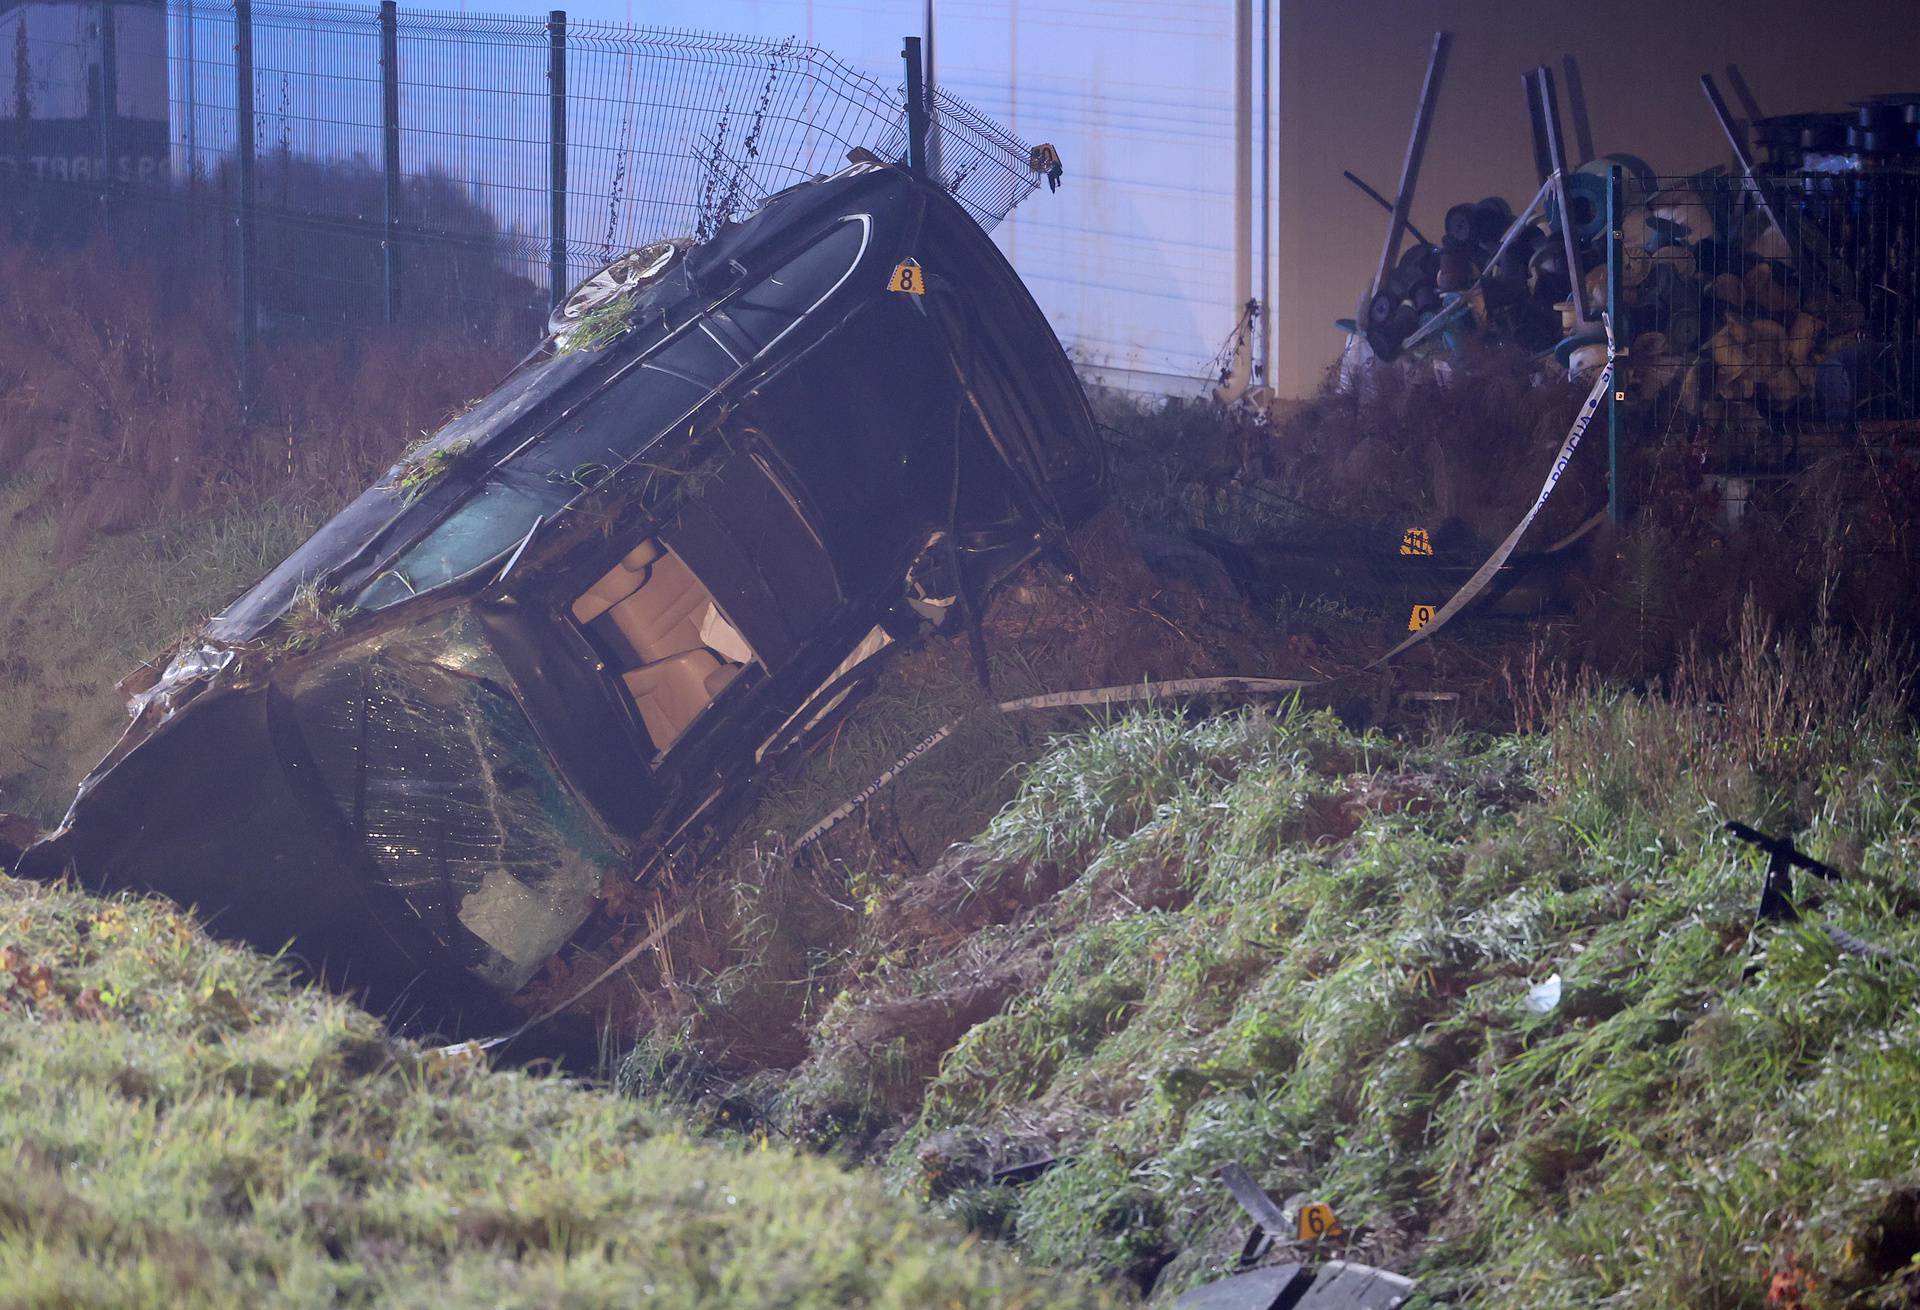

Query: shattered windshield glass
left=209, top=351, right=600, bottom=641
left=287, top=611, right=616, bottom=992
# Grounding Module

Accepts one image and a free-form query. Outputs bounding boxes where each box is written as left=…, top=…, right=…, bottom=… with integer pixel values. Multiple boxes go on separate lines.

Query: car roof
left=208, top=164, right=918, bottom=643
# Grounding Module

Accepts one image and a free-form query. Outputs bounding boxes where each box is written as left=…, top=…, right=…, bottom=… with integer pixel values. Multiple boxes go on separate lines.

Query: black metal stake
left=547, top=9, right=568, bottom=315
left=379, top=0, right=401, bottom=324
left=234, top=0, right=257, bottom=405
left=902, top=35, right=926, bottom=178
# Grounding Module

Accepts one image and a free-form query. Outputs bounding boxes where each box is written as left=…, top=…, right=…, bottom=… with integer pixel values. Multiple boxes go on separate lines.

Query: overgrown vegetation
left=617, top=611, right=1920, bottom=1308
left=0, top=226, right=512, bottom=559
left=0, top=478, right=318, bottom=825
left=0, top=871, right=1112, bottom=1307
left=558, top=301, right=637, bottom=355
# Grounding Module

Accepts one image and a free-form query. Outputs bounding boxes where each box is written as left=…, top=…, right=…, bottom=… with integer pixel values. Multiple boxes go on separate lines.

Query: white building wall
left=571, top=0, right=1263, bottom=395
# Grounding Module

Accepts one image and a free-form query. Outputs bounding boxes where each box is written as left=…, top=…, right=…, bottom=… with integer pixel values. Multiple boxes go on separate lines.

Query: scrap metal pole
left=1606, top=163, right=1624, bottom=525
left=546, top=9, right=567, bottom=315
left=1723, top=63, right=1765, bottom=156
left=1560, top=54, right=1593, bottom=165
left=1537, top=64, right=1589, bottom=327
left=379, top=0, right=401, bottom=325
left=902, top=36, right=926, bottom=177
left=234, top=0, right=257, bottom=403
left=1701, top=72, right=1853, bottom=303
left=1370, top=30, right=1449, bottom=300
left=1523, top=71, right=1551, bottom=186
left=1700, top=73, right=1799, bottom=264
left=1343, top=171, right=1431, bottom=247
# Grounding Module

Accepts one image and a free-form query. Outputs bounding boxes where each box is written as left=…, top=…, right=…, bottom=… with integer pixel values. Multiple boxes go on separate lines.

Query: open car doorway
left=571, top=539, right=755, bottom=755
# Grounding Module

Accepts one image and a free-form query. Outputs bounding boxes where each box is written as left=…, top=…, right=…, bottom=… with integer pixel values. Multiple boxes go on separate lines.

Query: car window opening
left=570, top=537, right=754, bottom=754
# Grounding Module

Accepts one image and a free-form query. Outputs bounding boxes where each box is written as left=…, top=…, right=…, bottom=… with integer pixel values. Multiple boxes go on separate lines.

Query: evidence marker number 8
left=889, top=257, right=925, bottom=295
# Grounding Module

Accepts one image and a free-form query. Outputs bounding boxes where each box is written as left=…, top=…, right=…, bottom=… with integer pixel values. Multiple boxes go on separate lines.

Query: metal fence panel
left=10, top=0, right=1036, bottom=344
left=1619, top=172, right=1920, bottom=474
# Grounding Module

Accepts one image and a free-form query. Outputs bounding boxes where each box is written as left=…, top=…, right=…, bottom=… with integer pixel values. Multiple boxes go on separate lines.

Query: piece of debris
left=1301, top=1261, right=1419, bottom=1309
left=13, top=158, right=1103, bottom=1034
left=1173, top=1264, right=1311, bottom=1310
left=991, top=1154, right=1061, bottom=1185
left=1219, top=1162, right=1294, bottom=1239
left=1173, top=1258, right=1416, bottom=1310
left=1197, top=1164, right=1415, bottom=1307
left=1526, top=972, right=1563, bottom=1013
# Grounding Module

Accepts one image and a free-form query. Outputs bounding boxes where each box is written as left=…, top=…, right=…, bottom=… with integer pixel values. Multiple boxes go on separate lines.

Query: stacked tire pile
left=1750, top=95, right=1920, bottom=173
left=1357, top=154, right=1652, bottom=364
left=1354, top=101, right=1919, bottom=450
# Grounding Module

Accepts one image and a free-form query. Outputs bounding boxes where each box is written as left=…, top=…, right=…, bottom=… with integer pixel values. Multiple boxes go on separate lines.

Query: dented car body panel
left=17, top=162, right=1101, bottom=1030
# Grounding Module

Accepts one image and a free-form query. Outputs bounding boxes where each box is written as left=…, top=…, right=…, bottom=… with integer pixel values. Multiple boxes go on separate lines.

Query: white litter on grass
left=1526, top=973, right=1562, bottom=1014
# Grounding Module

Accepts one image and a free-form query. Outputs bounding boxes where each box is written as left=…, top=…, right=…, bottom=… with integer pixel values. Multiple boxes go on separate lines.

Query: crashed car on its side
left=16, top=159, right=1101, bottom=1032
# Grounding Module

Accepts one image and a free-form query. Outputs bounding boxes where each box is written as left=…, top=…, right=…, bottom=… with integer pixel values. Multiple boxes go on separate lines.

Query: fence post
left=379, top=0, right=401, bottom=324
left=96, top=0, right=115, bottom=189
left=1606, top=162, right=1625, bottom=525
left=547, top=9, right=567, bottom=314
left=233, top=0, right=257, bottom=403
left=901, top=35, right=926, bottom=177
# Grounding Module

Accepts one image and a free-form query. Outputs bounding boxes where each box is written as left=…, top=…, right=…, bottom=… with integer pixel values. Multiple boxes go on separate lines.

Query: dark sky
left=1273, top=0, right=1920, bottom=394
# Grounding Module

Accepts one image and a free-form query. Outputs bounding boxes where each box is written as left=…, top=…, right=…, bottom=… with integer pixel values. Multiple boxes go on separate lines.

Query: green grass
left=11, top=472, right=1920, bottom=1308
left=0, top=478, right=319, bottom=825
left=737, top=618, right=1920, bottom=1307
left=0, top=873, right=1114, bottom=1308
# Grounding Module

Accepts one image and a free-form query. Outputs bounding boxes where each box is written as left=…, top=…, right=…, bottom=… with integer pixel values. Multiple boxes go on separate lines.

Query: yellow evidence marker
left=1399, top=527, right=1433, bottom=556
left=1408, top=603, right=1436, bottom=632
left=1296, top=1201, right=1344, bottom=1241
left=888, top=257, right=926, bottom=295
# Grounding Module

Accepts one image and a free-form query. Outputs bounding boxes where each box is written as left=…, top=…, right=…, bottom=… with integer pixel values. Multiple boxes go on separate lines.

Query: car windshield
left=353, top=472, right=571, bottom=611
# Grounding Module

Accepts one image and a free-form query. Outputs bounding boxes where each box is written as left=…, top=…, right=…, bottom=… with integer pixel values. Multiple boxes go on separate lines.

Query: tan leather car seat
left=576, top=538, right=753, bottom=753
left=571, top=539, right=663, bottom=625
left=607, top=551, right=710, bottom=663
left=623, top=652, right=745, bottom=751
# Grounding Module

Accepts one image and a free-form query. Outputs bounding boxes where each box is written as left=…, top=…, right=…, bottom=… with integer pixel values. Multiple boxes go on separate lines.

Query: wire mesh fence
left=5, top=0, right=1037, bottom=346
left=1618, top=172, right=1920, bottom=474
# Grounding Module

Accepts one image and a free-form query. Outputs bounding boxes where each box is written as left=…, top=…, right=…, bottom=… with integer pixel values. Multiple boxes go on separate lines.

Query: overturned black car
left=16, top=159, right=1101, bottom=1031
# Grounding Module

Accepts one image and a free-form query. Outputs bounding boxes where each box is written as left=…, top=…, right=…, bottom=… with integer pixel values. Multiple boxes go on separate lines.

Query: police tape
left=791, top=330, right=1616, bottom=857
left=1367, top=353, right=1613, bottom=666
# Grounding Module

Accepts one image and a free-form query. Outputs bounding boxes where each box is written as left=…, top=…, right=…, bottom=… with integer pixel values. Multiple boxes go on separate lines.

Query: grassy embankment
left=7, top=452, right=1920, bottom=1308
left=0, top=872, right=1111, bottom=1307
left=0, top=480, right=318, bottom=827
left=0, top=481, right=1112, bottom=1307
left=632, top=613, right=1920, bottom=1309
